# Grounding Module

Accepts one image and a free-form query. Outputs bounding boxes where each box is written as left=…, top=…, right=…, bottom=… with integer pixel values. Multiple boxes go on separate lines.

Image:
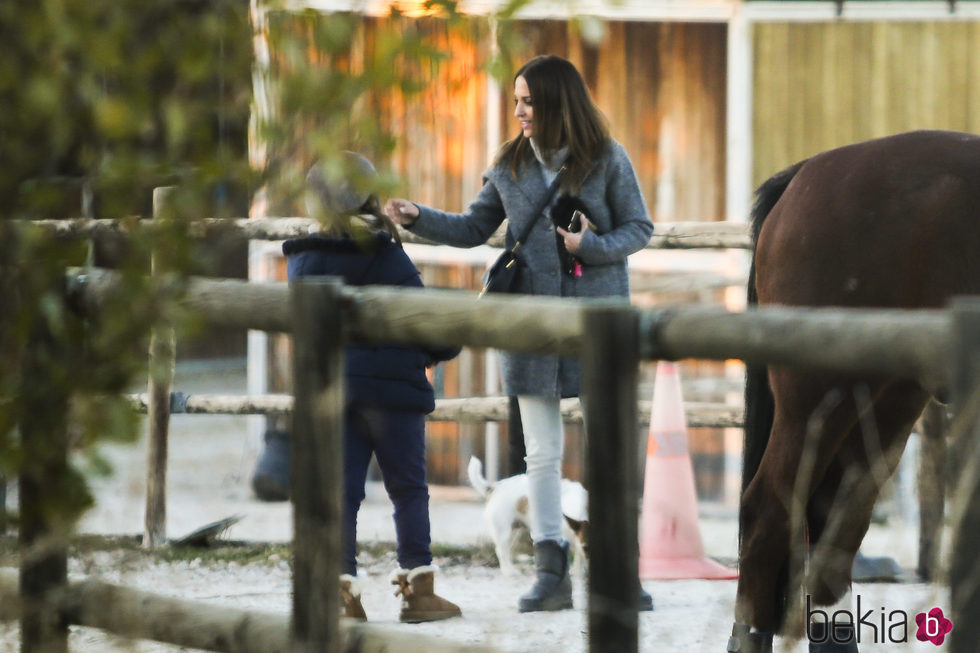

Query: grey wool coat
left=410, top=139, right=654, bottom=398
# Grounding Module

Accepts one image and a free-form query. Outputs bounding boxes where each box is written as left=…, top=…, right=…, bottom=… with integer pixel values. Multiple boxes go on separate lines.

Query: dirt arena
left=0, top=360, right=950, bottom=652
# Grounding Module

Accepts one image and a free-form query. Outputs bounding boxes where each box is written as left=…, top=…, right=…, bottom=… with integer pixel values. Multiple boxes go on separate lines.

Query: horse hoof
left=727, top=623, right=773, bottom=653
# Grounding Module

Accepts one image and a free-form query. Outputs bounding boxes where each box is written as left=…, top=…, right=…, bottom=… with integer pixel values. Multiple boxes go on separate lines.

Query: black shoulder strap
left=510, top=167, right=565, bottom=251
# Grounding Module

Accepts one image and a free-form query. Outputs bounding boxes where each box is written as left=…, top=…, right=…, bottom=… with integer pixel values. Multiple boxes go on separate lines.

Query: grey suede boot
left=518, top=539, right=573, bottom=612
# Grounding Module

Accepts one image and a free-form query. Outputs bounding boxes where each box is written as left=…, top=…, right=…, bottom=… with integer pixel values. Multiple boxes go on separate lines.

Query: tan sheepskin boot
left=339, top=574, right=367, bottom=621
left=390, top=566, right=462, bottom=623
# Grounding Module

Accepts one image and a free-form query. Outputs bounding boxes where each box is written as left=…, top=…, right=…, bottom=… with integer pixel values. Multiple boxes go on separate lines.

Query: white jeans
left=517, top=395, right=565, bottom=543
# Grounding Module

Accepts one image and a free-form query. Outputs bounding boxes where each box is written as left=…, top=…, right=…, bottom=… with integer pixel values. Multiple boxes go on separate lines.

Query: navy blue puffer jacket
left=283, top=232, right=459, bottom=413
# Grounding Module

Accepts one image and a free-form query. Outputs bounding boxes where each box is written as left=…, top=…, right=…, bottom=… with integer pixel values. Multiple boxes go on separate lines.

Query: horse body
left=733, top=130, right=980, bottom=648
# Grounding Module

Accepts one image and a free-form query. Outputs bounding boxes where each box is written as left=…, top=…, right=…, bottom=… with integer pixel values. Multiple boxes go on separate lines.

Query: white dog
left=467, top=456, right=588, bottom=576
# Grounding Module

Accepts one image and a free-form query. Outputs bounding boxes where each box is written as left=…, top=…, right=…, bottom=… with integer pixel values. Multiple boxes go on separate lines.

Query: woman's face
left=513, top=75, right=533, bottom=138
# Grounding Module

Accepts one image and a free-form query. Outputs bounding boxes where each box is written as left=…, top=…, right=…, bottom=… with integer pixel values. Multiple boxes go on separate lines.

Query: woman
left=286, top=152, right=462, bottom=623
left=385, top=55, right=655, bottom=612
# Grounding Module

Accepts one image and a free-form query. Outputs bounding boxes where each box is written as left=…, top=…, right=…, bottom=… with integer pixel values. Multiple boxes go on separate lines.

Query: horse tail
left=740, top=160, right=805, bottom=631
left=742, top=159, right=806, bottom=494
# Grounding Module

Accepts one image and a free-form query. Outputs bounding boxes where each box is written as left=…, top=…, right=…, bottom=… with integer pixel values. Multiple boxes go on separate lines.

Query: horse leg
left=732, top=378, right=864, bottom=651
left=804, top=384, right=927, bottom=652
left=729, top=467, right=789, bottom=652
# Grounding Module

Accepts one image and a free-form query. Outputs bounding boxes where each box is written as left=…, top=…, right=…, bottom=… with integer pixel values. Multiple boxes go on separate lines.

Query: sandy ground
left=0, top=360, right=950, bottom=652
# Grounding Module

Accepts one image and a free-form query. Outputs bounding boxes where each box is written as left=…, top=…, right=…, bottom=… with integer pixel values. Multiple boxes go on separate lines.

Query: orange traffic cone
left=639, top=361, right=738, bottom=580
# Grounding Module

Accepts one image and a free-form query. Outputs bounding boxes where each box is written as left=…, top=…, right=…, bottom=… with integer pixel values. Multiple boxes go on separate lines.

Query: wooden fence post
left=582, top=303, right=640, bottom=653
left=949, top=297, right=980, bottom=653
left=144, top=186, right=177, bottom=549
left=291, top=279, right=344, bottom=652
left=916, top=399, right=947, bottom=581
left=19, top=290, right=71, bottom=653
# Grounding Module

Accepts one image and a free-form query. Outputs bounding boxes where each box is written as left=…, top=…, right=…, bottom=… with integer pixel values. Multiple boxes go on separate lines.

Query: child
left=274, top=152, right=462, bottom=622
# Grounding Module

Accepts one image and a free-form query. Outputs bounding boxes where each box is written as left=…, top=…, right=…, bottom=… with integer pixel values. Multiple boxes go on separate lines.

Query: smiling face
left=513, top=75, right=533, bottom=138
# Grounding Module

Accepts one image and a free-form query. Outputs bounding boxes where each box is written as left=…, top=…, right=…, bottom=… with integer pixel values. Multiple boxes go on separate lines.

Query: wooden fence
left=2, top=217, right=975, bottom=652
left=45, top=268, right=980, bottom=651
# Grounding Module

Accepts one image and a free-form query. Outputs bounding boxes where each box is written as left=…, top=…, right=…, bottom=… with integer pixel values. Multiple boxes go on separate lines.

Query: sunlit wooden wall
left=365, top=17, right=492, bottom=213
left=753, top=21, right=980, bottom=185
left=267, top=14, right=729, bottom=227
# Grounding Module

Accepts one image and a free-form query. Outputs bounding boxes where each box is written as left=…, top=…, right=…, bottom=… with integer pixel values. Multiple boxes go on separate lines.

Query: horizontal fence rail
left=0, top=568, right=497, bottom=653
left=68, top=268, right=952, bottom=393
left=123, top=393, right=745, bottom=428
left=22, top=217, right=754, bottom=250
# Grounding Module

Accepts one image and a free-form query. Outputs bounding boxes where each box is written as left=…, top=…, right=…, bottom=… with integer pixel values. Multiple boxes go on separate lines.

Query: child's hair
left=306, top=152, right=402, bottom=246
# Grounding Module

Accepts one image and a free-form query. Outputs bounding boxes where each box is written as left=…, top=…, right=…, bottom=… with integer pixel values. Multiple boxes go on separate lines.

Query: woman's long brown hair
left=496, top=55, right=610, bottom=192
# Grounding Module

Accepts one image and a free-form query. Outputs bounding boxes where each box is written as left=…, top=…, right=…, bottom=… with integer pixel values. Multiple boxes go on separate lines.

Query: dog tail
left=466, top=456, right=493, bottom=498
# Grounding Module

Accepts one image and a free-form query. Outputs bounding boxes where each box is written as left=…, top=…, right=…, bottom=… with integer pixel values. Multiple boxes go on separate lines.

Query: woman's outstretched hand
left=384, top=199, right=420, bottom=227
left=556, top=215, right=593, bottom=254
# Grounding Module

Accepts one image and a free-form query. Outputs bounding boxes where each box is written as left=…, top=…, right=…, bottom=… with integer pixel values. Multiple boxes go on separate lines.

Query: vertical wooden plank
left=812, top=22, right=834, bottom=148
left=751, top=22, right=775, bottom=187
left=869, top=22, right=890, bottom=138
left=945, top=23, right=969, bottom=130
left=850, top=22, right=873, bottom=142
left=790, top=23, right=812, bottom=162
left=144, top=186, right=177, bottom=549
left=291, top=279, right=343, bottom=653
left=907, top=22, right=929, bottom=129
left=949, top=297, right=980, bottom=653
left=583, top=304, right=640, bottom=653
left=969, top=24, right=980, bottom=134
left=598, top=21, right=629, bottom=143
left=707, top=23, right=727, bottom=222
left=924, top=22, right=944, bottom=128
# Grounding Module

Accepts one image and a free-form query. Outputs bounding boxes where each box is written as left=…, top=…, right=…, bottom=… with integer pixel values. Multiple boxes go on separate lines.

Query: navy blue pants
left=343, top=403, right=432, bottom=575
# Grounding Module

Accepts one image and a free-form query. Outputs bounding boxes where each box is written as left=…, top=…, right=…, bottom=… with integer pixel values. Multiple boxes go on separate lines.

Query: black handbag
left=480, top=169, right=564, bottom=297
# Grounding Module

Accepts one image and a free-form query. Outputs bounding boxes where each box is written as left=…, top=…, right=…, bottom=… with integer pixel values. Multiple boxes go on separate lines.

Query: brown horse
left=728, top=130, right=980, bottom=653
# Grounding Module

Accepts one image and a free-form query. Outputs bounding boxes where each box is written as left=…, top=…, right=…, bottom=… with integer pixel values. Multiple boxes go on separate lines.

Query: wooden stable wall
left=293, top=15, right=730, bottom=221
left=752, top=20, right=980, bottom=185
left=364, top=16, right=493, bottom=214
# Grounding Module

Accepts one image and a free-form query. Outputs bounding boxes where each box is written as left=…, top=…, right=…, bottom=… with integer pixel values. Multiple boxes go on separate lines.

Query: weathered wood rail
left=122, top=392, right=745, bottom=428
left=22, top=216, right=754, bottom=250
left=67, top=268, right=952, bottom=390
left=0, top=568, right=495, bottom=653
